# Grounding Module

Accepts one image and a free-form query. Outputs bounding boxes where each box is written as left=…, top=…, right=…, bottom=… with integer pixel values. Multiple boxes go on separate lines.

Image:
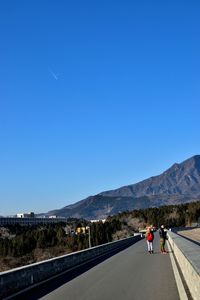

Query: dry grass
left=0, top=255, right=35, bottom=272
left=177, top=228, right=200, bottom=242
left=0, top=246, right=71, bottom=273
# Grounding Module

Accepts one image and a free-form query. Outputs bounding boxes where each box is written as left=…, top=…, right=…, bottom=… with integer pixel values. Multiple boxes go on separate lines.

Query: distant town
left=0, top=211, right=67, bottom=226
left=0, top=211, right=106, bottom=226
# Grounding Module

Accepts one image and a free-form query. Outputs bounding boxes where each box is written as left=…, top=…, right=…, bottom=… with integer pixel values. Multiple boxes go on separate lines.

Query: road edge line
left=167, top=241, right=188, bottom=300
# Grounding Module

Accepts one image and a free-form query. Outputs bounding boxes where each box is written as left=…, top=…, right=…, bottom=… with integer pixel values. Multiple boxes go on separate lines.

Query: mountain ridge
left=42, top=155, right=200, bottom=219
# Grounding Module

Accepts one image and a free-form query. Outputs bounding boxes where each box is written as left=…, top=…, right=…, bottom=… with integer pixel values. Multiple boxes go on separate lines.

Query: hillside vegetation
left=0, top=201, right=200, bottom=272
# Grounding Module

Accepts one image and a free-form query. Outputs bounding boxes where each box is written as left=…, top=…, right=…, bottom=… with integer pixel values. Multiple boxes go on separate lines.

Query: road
left=11, top=234, right=180, bottom=300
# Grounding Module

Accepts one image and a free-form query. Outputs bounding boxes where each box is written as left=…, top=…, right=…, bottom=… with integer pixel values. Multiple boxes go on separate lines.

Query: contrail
left=49, top=68, right=59, bottom=80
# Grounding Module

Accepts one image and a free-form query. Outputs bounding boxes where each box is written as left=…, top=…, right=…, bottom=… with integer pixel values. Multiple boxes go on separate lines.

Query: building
left=0, top=217, right=67, bottom=226
left=90, top=219, right=106, bottom=223
left=16, top=212, right=35, bottom=218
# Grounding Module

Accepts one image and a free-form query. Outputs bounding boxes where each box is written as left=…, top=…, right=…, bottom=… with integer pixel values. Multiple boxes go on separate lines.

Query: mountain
left=43, top=155, right=200, bottom=220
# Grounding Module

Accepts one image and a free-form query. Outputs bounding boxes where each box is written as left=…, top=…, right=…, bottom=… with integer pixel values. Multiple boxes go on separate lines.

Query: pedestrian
left=145, top=227, right=154, bottom=254
left=159, top=225, right=167, bottom=254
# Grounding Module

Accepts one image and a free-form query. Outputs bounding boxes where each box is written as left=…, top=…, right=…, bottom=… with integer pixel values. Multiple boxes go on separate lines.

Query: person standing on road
left=145, top=227, right=154, bottom=254
left=159, top=225, right=167, bottom=254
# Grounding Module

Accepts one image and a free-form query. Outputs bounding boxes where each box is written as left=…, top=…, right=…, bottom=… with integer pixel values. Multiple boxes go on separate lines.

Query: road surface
left=11, top=234, right=180, bottom=300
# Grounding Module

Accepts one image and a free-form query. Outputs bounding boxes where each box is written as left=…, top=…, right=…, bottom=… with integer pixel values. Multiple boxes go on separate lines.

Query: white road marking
left=167, top=241, right=188, bottom=300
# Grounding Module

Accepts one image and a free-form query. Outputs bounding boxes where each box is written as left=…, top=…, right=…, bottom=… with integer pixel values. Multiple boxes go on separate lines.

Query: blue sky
left=0, top=0, right=200, bottom=216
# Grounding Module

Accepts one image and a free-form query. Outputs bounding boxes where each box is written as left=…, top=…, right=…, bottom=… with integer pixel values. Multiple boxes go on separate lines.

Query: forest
left=0, top=200, right=200, bottom=271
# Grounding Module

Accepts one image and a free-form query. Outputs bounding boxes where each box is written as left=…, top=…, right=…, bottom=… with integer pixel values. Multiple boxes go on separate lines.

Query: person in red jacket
left=145, top=227, right=154, bottom=254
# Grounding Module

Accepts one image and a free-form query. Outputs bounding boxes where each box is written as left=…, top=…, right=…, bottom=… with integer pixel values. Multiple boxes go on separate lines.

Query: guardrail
left=0, top=235, right=142, bottom=299
left=168, top=230, right=200, bottom=300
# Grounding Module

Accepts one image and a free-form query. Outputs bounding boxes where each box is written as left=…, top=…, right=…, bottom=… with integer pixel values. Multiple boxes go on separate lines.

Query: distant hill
left=41, top=155, right=200, bottom=220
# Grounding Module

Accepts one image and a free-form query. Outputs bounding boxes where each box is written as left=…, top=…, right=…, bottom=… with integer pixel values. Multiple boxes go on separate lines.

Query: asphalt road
left=11, top=233, right=180, bottom=300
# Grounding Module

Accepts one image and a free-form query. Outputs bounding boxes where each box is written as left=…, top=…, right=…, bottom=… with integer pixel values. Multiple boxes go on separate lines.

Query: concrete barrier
left=168, top=231, right=200, bottom=300
left=0, top=235, right=142, bottom=299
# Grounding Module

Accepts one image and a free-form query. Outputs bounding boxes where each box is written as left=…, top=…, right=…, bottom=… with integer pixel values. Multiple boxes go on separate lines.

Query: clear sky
left=0, top=0, right=200, bottom=216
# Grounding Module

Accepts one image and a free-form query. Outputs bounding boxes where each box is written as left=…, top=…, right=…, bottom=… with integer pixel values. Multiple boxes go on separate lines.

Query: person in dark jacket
left=159, top=225, right=167, bottom=254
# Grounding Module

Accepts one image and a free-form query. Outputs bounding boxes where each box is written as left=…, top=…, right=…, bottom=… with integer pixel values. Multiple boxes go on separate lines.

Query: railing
left=168, top=230, right=200, bottom=300
left=0, top=235, right=142, bottom=299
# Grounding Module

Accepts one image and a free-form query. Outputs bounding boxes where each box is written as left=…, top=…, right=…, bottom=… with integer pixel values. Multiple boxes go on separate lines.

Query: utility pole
left=86, top=226, right=91, bottom=248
